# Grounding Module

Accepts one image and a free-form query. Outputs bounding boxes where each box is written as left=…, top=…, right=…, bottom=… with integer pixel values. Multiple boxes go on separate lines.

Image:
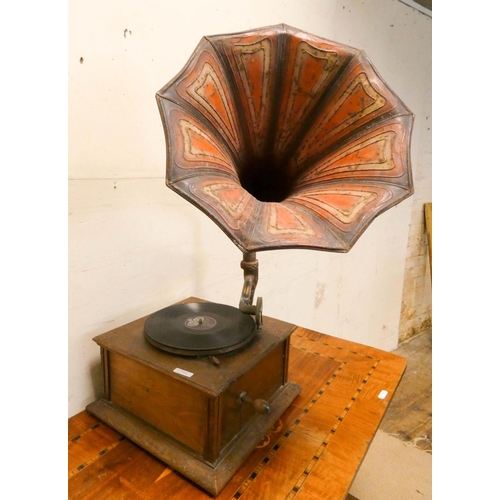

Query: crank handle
left=237, top=391, right=270, bottom=415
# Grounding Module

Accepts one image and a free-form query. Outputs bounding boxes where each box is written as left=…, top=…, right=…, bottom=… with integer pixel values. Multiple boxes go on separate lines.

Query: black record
left=144, top=302, right=257, bottom=356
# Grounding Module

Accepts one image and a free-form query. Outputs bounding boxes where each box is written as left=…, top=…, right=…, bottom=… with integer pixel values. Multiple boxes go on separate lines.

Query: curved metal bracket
left=239, top=252, right=263, bottom=328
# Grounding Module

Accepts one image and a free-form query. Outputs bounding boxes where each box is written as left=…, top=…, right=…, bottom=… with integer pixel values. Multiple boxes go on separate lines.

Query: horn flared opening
left=157, top=24, right=414, bottom=253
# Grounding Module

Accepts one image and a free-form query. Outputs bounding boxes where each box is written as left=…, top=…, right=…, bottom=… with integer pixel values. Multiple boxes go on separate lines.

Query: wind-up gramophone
left=87, top=24, right=413, bottom=495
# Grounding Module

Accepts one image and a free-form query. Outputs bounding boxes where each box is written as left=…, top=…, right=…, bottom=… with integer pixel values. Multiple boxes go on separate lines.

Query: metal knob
left=237, top=391, right=270, bottom=414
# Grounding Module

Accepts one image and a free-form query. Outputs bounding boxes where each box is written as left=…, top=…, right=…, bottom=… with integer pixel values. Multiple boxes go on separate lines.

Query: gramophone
left=87, top=24, right=413, bottom=496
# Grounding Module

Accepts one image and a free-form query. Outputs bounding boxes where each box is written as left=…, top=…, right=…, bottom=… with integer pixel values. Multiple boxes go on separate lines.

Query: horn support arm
left=239, top=252, right=263, bottom=328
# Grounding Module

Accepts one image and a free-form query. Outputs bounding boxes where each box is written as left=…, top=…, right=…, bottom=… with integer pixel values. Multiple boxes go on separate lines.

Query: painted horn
left=156, top=24, right=414, bottom=254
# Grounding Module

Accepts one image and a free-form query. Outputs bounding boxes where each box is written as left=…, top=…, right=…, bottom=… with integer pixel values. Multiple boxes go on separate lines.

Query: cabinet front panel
left=109, top=352, right=209, bottom=456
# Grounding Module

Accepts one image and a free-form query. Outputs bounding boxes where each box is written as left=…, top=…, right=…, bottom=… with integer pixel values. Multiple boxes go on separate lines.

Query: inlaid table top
left=69, top=324, right=406, bottom=499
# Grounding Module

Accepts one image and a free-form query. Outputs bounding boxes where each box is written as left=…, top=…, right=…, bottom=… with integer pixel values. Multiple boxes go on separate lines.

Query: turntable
left=86, top=24, right=413, bottom=496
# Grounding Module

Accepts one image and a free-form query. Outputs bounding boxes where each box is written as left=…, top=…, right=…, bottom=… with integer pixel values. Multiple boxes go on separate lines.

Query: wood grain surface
left=69, top=325, right=406, bottom=499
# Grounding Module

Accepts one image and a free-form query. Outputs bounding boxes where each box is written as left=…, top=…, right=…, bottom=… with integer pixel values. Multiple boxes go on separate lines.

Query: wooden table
left=69, top=325, right=406, bottom=499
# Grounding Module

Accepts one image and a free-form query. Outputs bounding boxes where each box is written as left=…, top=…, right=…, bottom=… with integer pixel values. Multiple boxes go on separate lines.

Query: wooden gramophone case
left=87, top=299, right=301, bottom=495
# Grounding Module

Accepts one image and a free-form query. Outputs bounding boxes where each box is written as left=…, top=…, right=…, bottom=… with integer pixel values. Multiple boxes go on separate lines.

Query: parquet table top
left=69, top=325, right=406, bottom=499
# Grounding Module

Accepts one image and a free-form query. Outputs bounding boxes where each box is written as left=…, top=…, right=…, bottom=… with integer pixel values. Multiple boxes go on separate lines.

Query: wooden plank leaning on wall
left=424, top=203, right=432, bottom=279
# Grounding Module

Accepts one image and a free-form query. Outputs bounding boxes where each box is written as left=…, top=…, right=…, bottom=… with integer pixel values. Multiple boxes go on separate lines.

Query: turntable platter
left=144, top=302, right=257, bottom=355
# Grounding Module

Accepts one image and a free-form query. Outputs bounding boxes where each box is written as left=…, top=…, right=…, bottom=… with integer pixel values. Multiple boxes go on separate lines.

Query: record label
left=184, top=316, right=217, bottom=330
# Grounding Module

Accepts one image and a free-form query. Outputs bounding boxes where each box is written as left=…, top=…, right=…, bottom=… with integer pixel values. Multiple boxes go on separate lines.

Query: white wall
left=399, top=47, right=432, bottom=341
left=69, top=0, right=431, bottom=417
